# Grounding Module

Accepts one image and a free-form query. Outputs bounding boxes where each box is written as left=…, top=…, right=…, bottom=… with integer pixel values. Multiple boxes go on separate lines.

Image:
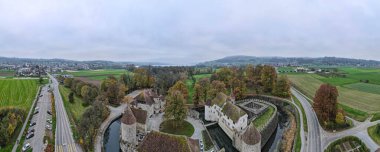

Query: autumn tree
left=245, top=64, right=255, bottom=87
left=215, top=67, right=233, bottom=88
left=197, top=78, right=210, bottom=102
left=273, top=75, right=290, bottom=98
left=164, top=91, right=187, bottom=127
left=193, top=84, right=202, bottom=106
left=101, top=76, right=126, bottom=105
left=253, top=65, right=263, bottom=84
left=64, top=78, right=73, bottom=88
left=168, top=81, right=189, bottom=100
left=119, top=73, right=132, bottom=92
left=313, top=84, right=339, bottom=124
left=261, top=65, right=277, bottom=93
left=209, top=80, right=227, bottom=99
left=335, top=110, right=345, bottom=125
left=133, top=68, right=155, bottom=88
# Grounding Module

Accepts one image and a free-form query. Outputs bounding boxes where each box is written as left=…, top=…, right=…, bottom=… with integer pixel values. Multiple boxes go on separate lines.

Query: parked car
left=26, top=133, right=34, bottom=139
left=47, top=119, right=52, bottom=124
left=22, top=143, right=31, bottom=152
left=46, top=124, right=52, bottom=130
left=34, top=110, right=39, bottom=115
left=47, top=110, right=52, bottom=115
left=29, top=122, right=36, bottom=127
left=27, top=128, right=35, bottom=134
left=35, top=107, right=39, bottom=111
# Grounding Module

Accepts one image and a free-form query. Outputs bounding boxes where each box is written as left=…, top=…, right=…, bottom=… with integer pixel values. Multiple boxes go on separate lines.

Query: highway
left=291, top=88, right=322, bottom=152
left=48, top=74, right=77, bottom=152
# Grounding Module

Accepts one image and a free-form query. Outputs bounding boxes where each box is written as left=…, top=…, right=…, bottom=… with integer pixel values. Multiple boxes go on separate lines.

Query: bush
left=0, top=108, right=26, bottom=147
left=325, top=136, right=369, bottom=152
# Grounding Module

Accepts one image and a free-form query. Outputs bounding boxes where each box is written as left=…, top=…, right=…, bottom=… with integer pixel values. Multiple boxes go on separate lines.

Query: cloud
left=0, top=0, right=379, bottom=64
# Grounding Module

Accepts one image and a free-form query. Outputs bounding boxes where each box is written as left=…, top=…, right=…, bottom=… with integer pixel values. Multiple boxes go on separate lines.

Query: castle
left=205, top=92, right=262, bottom=152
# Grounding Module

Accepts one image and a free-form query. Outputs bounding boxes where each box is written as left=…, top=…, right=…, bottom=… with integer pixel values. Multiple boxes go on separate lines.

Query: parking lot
left=21, top=85, right=53, bottom=152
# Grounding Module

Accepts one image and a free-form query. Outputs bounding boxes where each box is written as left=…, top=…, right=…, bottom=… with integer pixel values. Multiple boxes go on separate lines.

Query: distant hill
left=0, top=56, right=168, bottom=66
left=197, top=56, right=380, bottom=67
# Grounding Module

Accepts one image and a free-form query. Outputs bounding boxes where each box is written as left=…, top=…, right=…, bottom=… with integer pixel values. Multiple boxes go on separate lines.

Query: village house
left=132, top=89, right=165, bottom=117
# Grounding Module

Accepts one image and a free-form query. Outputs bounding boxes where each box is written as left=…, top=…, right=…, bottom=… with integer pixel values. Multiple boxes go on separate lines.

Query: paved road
left=291, top=88, right=322, bottom=152
left=48, top=74, right=77, bottom=152
left=322, top=117, right=380, bottom=151
left=26, top=86, right=52, bottom=152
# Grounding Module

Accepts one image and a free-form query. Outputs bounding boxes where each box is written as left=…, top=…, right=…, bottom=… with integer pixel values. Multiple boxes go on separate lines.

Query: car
left=39, top=95, right=43, bottom=97
left=46, top=124, right=52, bottom=130
left=27, top=128, right=35, bottom=134
left=35, top=107, right=39, bottom=111
left=34, top=110, right=39, bottom=115
left=29, top=122, right=36, bottom=127
left=47, top=119, right=52, bottom=124
left=22, top=143, right=31, bottom=152
left=47, top=110, right=52, bottom=115
left=26, top=133, right=34, bottom=139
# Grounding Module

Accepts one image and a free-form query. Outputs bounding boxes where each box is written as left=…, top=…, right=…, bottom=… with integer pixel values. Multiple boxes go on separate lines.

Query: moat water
left=103, top=106, right=289, bottom=152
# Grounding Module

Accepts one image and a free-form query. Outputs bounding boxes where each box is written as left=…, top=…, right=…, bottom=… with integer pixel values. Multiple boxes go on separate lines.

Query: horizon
left=1, top=0, right=380, bottom=64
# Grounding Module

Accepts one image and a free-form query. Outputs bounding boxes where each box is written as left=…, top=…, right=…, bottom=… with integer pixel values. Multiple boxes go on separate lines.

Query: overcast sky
left=0, top=0, right=379, bottom=64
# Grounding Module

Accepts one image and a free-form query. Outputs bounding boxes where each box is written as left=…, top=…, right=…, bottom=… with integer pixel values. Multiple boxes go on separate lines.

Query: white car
left=46, top=124, right=52, bottom=130
left=22, top=143, right=31, bottom=152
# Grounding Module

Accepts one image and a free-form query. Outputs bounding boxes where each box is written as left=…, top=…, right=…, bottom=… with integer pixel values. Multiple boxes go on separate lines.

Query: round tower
left=120, top=105, right=137, bottom=152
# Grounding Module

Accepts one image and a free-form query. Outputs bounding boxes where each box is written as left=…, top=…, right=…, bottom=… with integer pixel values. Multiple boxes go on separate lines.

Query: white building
left=205, top=92, right=261, bottom=152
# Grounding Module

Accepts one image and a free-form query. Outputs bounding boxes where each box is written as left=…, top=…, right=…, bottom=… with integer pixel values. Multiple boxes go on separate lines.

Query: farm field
left=0, top=70, right=15, bottom=77
left=288, top=71, right=380, bottom=121
left=186, top=74, right=212, bottom=104
left=0, top=79, right=40, bottom=111
left=344, top=83, right=380, bottom=94
left=62, top=69, right=130, bottom=81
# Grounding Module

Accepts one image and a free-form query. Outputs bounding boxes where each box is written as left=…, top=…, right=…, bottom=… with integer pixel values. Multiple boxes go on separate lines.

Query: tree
left=64, top=78, right=73, bottom=88
left=193, top=84, right=202, bottom=106
left=215, top=67, right=233, bottom=88
left=39, top=77, right=44, bottom=84
left=197, top=78, right=210, bottom=102
left=335, top=110, right=345, bottom=125
left=133, top=68, right=155, bottom=88
left=233, top=87, right=244, bottom=100
left=273, top=75, right=290, bottom=98
left=164, top=91, right=187, bottom=127
left=209, top=80, right=227, bottom=99
left=261, top=65, right=277, bottom=92
left=81, top=85, right=91, bottom=104
left=68, top=92, right=74, bottom=103
left=75, top=82, right=85, bottom=96
left=101, top=76, right=126, bottom=105
left=168, top=81, right=188, bottom=100
left=245, top=64, right=255, bottom=87
left=313, top=84, right=339, bottom=124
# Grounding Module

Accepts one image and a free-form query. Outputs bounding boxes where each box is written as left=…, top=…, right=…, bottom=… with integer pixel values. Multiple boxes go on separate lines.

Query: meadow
left=0, top=79, right=40, bottom=111
left=59, top=85, right=89, bottom=121
left=63, top=69, right=130, bottom=81
left=288, top=68, right=380, bottom=121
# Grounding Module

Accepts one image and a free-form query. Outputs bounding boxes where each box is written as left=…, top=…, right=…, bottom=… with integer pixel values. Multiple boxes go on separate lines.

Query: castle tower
left=120, top=105, right=137, bottom=152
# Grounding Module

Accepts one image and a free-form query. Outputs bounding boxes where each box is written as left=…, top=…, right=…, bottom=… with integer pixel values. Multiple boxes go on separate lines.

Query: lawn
left=344, top=83, right=380, bottom=95
left=0, top=79, right=41, bottom=111
left=288, top=74, right=380, bottom=114
left=367, top=125, right=380, bottom=145
left=62, top=69, right=130, bottom=81
left=253, top=105, right=275, bottom=129
left=370, top=113, right=380, bottom=122
left=58, top=85, right=89, bottom=122
left=159, top=120, right=194, bottom=137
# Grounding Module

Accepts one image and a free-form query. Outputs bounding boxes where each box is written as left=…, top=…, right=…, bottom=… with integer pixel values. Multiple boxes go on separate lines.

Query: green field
left=344, top=83, right=380, bottom=94
left=367, top=125, right=380, bottom=145
left=160, top=120, right=194, bottom=137
left=186, top=74, right=212, bottom=104
left=59, top=85, right=89, bottom=122
left=277, top=67, right=295, bottom=73
left=0, top=79, right=40, bottom=111
left=62, top=69, right=130, bottom=81
left=288, top=70, right=380, bottom=121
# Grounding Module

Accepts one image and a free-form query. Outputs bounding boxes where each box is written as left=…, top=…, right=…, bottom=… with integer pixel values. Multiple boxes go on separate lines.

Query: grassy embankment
left=367, top=125, right=380, bottom=145
left=58, top=85, right=89, bottom=140
left=253, top=105, right=275, bottom=128
left=292, top=95, right=308, bottom=132
left=288, top=70, right=380, bottom=122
